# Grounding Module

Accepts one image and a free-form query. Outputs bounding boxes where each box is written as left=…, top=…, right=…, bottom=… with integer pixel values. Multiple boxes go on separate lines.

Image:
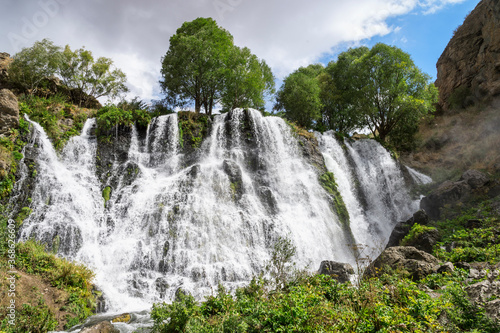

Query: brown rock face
left=0, top=53, right=12, bottom=89
left=435, top=0, right=500, bottom=111
left=0, top=89, right=19, bottom=136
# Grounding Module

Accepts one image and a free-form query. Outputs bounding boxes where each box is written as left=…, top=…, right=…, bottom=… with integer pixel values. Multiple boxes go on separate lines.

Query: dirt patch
left=0, top=267, right=73, bottom=330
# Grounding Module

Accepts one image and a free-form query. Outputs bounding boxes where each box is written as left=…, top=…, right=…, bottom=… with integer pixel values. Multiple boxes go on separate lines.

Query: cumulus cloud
left=0, top=0, right=467, bottom=102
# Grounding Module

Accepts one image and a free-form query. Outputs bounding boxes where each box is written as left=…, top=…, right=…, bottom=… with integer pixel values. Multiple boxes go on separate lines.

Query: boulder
left=420, top=169, right=496, bottom=220
left=386, top=210, right=430, bottom=249
left=0, top=89, right=19, bottom=136
left=80, top=321, right=119, bottom=333
left=318, top=261, right=355, bottom=283
left=460, top=169, right=489, bottom=189
left=364, top=246, right=440, bottom=281
left=403, top=228, right=440, bottom=254
left=0, top=52, right=11, bottom=88
left=437, top=262, right=455, bottom=274
left=466, top=280, right=500, bottom=322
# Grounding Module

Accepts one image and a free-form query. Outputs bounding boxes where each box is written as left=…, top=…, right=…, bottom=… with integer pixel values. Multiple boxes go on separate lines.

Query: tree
left=160, top=18, right=274, bottom=115
left=318, top=47, right=368, bottom=133
left=221, top=46, right=275, bottom=112
left=59, top=45, right=128, bottom=104
left=274, top=64, right=323, bottom=129
left=8, top=39, right=61, bottom=95
left=354, top=43, right=437, bottom=144
left=160, top=18, right=234, bottom=115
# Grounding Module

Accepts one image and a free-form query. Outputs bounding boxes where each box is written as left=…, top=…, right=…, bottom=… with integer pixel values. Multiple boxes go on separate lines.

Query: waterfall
left=316, top=132, right=419, bottom=259
left=406, top=166, right=433, bottom=185
left=19, top=109, right=355, bottom=313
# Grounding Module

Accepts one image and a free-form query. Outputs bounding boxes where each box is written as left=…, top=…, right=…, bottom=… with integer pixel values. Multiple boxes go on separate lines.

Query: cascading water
left=316, top=131, right=419, bottom=258
left=19, top=109, right=355, bottom=315
left=406, top=166, right=433, bottom=185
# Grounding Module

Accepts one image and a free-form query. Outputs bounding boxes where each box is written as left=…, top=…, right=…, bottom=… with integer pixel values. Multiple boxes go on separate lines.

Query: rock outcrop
left=0, top=52, right=11, bottom=89
left=80, top=321, right=119, bottom=333
left=0, top=89, right=19, bottom=136
left=364, top=246, right=440, bottom=281
left=420, top=169, right=500, bottom=220
left=385, top=210, right=430, bottom=248
left=318, top=261, right=355, bottom=283
left=436, top=0, right=500, bottom=111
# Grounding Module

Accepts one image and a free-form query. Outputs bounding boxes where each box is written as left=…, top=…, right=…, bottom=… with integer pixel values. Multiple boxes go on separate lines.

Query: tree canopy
left=160, top=17, right=274, bottom=115
left=8, top=39, right=62, bottom=95
left=59, top=45, right=128, bottom=102
left=274, top=64, right=323, bottom=129
left=8, top=39, right=128, bottom=104
left=275, top=43, right=437, bottom=150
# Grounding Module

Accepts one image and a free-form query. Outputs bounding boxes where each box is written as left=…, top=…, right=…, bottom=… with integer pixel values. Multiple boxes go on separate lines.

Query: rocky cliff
left=435, top=0, right=500, bottom=111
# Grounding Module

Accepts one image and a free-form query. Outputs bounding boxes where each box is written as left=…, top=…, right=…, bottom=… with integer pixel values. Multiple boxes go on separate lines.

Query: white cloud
left=0, top=0, right=467, bottom=103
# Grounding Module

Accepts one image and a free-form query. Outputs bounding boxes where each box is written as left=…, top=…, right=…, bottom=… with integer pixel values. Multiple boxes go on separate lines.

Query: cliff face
left=436, top=0, right=500, bottom=111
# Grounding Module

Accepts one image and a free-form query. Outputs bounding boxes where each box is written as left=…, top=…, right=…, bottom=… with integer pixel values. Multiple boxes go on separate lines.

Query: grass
left=19, top=94, right=95, bottom=151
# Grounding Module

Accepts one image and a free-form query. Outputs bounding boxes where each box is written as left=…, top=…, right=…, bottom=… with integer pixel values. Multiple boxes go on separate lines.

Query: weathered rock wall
left=436, top=0, right=500, bottom=111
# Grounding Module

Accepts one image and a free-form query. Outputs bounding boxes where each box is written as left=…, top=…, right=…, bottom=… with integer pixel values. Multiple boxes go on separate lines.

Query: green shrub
left=400, top=223, right=437, bottom=246
left=95, top=104, right=151, bottom=134
left=319, top=172, right=349, bottom=225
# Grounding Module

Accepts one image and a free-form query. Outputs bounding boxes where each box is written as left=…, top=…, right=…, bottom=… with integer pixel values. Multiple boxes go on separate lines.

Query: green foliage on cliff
left=177, top=111, right=210, bottom=149
left=319, top=172, right=349, bottom=226
left=95, top=104, right=151, bottom=134
left=19, top=94, right=93, bottom=150
left=0, top=118, right=29, bottom=200
left=401, top=223, right=437, bottom=246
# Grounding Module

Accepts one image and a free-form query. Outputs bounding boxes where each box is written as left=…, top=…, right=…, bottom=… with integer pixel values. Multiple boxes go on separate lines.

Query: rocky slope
left=436, top=0, right=500, bottom=111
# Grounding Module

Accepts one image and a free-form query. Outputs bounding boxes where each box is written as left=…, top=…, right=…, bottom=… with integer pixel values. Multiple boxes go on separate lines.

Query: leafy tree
left=8, top=38, right=62, bottom=95
left=274, top=64, right=323, bottom=128
left=161, top=18, right=274, bottom=115
left=59, top=45, right=128, bottom=104
left=318, top=47, right=368, bottom=133
left=221, top=46, right=275, bottom=112
left=354, top=43, right=437, bottom=144
left=160, top=17, right=234, bottom=115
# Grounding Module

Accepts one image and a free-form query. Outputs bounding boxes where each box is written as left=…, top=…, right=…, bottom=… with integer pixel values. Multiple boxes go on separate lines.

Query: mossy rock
left=319, top=172, right=349, bottom=226
left=111, top=313, right=131, bottom=323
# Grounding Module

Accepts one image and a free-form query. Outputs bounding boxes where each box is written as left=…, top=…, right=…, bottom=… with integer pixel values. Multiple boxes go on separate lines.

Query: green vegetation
left=432, top=200, right=500, bottom=265
left=319, top=172, right=349, bottom=226
left=95, top=104, right=151, bottom=134
left=150, top=269, right=498, bottom=332
left=19, top=94, right=93, bottom=150
left=59, top=44, right=128, bottom=103
left=274, top=64, right=323, bottom=129
left=401, top=223, right=437, bottom=246
left=102, top=186, right=111, bottom=205
left=275, top=43, right=438, bottom=151
left=8, top=39, right=128, bottom=103
left=177, top=111, right=210, bottom=149
left=0, top=117, right=29, bottom=199
left=160, top=17, right=274, bottom=115
left=7, top=39, right=61, bottom=95
left=0, top=207, right=97, bottom=331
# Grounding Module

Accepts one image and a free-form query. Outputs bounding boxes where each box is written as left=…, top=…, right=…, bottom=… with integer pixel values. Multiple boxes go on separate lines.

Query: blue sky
left=0, top=0, right=481, bottom=105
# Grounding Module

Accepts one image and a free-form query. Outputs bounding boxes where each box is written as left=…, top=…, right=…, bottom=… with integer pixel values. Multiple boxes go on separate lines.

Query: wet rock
left=223, top=159, right=243, bottom=200
left=80, top=321, right=119, bottom=333
left=0, top=89, right=19, bottom=136
left=318, top=261, right=355, bottom=283
left=258, top=186, right=278, bottom=215
left=404, top=228, right=440, bottom=254
left=111, top=313, right=131, bottom=323
left=386, top=210, right=430, bottom=249
left=364, top=246, right=440, bottom=281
